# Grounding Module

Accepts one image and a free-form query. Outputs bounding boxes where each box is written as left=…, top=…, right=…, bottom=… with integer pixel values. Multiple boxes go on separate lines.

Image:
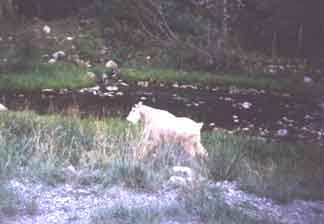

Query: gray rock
left=168, top=176, right=187, bottom=187
left=105, top=60, right=119, bottom=75
left=52, top=51, right=65, bottom=60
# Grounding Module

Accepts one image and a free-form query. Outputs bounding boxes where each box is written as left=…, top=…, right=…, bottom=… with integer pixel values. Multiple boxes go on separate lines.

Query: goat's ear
left=197, top=122, right=204, bottom=130
left=136, top=101, right=143, bottom=107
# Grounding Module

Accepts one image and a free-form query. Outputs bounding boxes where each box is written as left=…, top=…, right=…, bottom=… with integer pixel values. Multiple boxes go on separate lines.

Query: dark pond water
left=1, top=79, right=323, bottom=142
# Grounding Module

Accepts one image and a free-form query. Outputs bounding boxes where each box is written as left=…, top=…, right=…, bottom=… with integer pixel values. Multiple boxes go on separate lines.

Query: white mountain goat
left=127, top=102, right=207, bottom=158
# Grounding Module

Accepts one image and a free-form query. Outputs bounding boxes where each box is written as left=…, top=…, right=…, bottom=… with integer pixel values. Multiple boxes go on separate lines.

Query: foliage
left=0, top=33, right=38, bottom=73
left=93, top=0, right=323, bottom=71
left=3, top=0, right=322, bottom=73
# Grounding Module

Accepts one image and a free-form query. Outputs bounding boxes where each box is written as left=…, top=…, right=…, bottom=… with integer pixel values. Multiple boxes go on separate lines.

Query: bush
left=203, top=131, right=324, bottom=202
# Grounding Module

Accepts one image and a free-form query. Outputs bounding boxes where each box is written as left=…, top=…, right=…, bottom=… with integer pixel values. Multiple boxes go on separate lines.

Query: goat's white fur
left=127, top=102, right=207, bottom=157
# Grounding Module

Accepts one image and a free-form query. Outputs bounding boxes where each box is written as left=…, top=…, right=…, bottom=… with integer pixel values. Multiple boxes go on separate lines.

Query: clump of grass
left=103, top=159, right=161, bottom=189
left=203, top=131, right=251, bottom=180
left=182, top=184, right=272, bottom=224
left=0, top=111, right=165, bottom=189
left=91, top=205, right=162, bottom=224
left=0, top=111, right=132, bottom=182
left=203, top=130, right=324, bottom=203
left=0, top=62, right=95, bottom=91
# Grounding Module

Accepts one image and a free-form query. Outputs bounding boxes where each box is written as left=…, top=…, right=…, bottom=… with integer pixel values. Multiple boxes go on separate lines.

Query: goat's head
left=126, top=102, right=143, bottom=124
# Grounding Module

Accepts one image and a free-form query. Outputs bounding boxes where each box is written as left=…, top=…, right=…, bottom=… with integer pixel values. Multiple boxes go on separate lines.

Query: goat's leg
left=138, top=128, right=163, bottom=159
left=182, top=136, right=208, bottom=158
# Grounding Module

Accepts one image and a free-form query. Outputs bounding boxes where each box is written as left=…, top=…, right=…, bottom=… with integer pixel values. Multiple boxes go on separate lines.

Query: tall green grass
left=0, top=63, right=95, bottom=91
left=0, top=111, right=322, bottom=203
left=0, top=111, right=161, bottom=188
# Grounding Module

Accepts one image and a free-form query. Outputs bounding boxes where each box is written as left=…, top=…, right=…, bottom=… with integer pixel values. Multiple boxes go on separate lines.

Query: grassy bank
left=0, top=61, right=321, bottom=96
left=0, top=63, right=95, bottom=91
left=0, top=111, right=323, bottom=203
left=121, top=67, right=322, bottom=96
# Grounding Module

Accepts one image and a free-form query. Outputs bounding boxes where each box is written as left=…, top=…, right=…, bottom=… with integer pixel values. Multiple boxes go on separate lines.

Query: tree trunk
left=0, top=0, right=16, bottom=20
left=223, top=0, right=229, bottom=40
left=321, top=0, right=324, bottom=56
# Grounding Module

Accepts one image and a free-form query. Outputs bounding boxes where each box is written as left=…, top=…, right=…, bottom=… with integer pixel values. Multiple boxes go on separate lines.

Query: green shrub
left=203, top=131, right=324, bottom=202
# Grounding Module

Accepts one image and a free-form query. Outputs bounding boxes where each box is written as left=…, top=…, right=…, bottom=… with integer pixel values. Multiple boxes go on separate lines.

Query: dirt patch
left=2, top=178, right=324, bottom=224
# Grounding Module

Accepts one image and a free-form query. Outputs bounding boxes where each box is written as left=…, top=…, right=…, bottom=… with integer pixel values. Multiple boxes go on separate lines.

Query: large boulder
left=105, top=60, right=119, bottom=76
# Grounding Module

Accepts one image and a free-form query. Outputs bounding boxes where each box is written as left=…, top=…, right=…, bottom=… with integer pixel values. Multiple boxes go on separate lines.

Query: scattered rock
left=42, top=25, right=51, bottom=34
left=48, top=58, right=56, bottom=64
left=241, top=101, right=252, bottom=109
left=229, top=86, right=240, bottom=95
left=303, top=75, right=313, bottom=83
left=224, top=97, right=233, bottom=102
left=137, top=81, right=149, bottom=87
left=102, top=92, right=114, bottom=97
left=119, top=82, right=129, bottom=87
left=172, top=83, right=179, bottom=88
left=59, top=89, right=69, bottom=94
left=87, top=71, right=97, bottom=81
left=282, top=116, right=294, bottom=123
left=233, top=115, right=239, bottom=123
left=277, top=128, right=288, bottom=137
left=168, top=176, right=187, bottom=187
left=42, top=89, right=54, bottom=93
left=106, top=86, right=119, bottom=91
